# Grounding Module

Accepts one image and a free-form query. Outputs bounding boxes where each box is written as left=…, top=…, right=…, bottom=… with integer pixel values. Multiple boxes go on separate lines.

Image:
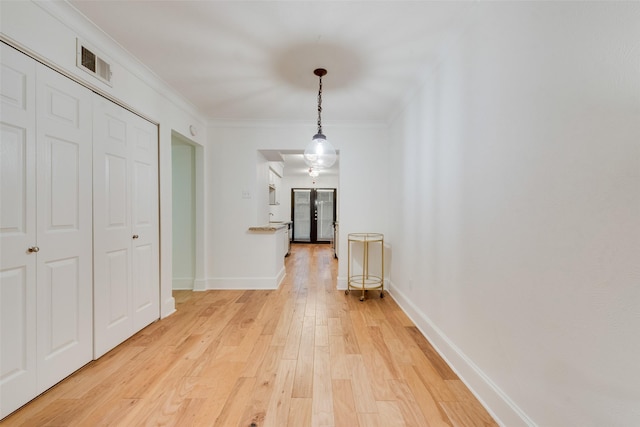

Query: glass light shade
left=304, top=133, right=337, bottom=169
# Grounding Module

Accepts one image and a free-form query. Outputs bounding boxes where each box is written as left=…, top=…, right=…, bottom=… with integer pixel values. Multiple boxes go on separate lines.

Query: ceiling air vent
left=76, top=39, right=112, bottom=86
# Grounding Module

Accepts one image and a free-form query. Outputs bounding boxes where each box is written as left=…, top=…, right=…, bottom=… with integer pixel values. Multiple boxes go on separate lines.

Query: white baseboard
left=161, top=296, right=176, bottom=319
left=336, top=275, right=348, bottom=290
left=207, top=267, right=286, bottom=290
left=172, top=277, right=195, bottom=290
left=388, top=281, right=535, bottom=427
left=193, top=279, right=207, bottom=291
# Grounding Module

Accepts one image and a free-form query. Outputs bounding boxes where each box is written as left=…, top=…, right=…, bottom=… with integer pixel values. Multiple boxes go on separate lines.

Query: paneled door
left=1, top=43, right=38, bottom=418
left=93, top=97, right=159, bottom=358
left=1, top=44, right=93, bottom=417
left=34, top=50, right=94, bottom=392
left=130, top=114, right=160, bottom=332
left=292, top=188, right=336, bottom=243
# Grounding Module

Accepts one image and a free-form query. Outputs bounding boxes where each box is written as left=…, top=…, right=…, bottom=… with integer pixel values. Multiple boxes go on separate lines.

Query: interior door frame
left=291, top=188, right=337, bottom=243
left=170, top=130, right=206, bottom=291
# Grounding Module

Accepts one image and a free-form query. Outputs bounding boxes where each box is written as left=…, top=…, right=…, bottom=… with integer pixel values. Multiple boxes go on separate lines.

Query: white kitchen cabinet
left=92, top=96, right=160, bottom=358
left=1, top=45, right=93, bottom=417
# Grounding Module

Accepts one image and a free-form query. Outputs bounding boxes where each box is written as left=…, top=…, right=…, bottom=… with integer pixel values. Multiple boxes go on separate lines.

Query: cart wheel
left=344, top=290, right=349, bottom=295
left=359, top=296, right=365, bottom=302
left=380, top=292, right=385, bottom=298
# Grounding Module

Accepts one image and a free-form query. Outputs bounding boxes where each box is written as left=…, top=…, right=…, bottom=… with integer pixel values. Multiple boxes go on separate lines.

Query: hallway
left=3, top=244, right=497, bottom=426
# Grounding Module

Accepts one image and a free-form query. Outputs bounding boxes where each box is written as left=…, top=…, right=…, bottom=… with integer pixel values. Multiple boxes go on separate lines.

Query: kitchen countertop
left=248, top=221, right=291, bottom=232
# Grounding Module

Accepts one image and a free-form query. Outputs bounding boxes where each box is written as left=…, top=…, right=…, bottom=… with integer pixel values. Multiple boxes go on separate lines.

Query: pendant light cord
left=317, top=75, right=323, bottom=135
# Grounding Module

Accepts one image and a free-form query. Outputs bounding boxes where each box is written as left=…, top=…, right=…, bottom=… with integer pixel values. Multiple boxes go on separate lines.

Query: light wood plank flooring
left=2, top=244, right=497, bottom=426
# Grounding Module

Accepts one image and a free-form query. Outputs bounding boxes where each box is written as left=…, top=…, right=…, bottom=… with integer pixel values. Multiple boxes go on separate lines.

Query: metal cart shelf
left=346, top=233, right=384, bottom=301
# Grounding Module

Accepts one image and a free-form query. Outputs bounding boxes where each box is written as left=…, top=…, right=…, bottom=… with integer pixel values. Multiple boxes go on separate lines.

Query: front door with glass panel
left=292, top=188, right=336, bottom=243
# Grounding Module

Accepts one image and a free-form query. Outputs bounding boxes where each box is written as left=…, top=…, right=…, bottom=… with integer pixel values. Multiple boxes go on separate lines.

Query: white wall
left=1, top=1, right=208, bottom=317
left=207, top=122, right=387, bottom=289
left=171, top=139, right=196, bottom=289
left=388, top=2, right=640, bottom=426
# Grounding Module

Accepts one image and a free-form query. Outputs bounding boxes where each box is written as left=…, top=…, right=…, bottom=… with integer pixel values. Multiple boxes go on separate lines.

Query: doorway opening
left=171, top=131, right=205, bottom=290
left=259, top=149, right=340, bottom=258
left=292, top=188, right=336, bottom=243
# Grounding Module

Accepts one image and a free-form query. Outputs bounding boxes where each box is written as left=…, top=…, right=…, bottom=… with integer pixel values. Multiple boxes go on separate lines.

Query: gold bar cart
left=345, top=233, right=384, bottom=301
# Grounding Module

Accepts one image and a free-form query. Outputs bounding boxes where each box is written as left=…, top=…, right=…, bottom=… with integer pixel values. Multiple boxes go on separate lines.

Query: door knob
left=132, top=234, right=139, bottom=239
left=28, top=246, right=40, bottom=253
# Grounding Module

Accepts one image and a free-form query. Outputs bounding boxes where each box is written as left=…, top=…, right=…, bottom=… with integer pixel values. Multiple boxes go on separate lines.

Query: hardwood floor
left=2, top=244, right=497, bottom=426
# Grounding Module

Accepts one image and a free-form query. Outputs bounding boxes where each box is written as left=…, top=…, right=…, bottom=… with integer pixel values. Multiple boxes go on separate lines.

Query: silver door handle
left=132, top=234, right=139, bottom=239
left=28, top=246, right=40, bottom=253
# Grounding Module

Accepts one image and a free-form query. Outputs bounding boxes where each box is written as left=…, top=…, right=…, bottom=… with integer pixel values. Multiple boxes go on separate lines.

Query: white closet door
left=1, top=45, right=93, bottom=418
left=0, top=44, right=38, bottom=418
left=93, top=98, right=159, bottom=358
left=130, top=113, right=159, bottom=331
left=35, top=63, right=93, bottom=391
left=93, top=98, right=132, bottom=357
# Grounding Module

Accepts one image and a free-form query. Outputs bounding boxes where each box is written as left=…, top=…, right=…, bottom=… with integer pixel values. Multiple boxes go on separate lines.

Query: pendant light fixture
left=308, top=167, right=320, bottom=178
left=304, top=68, right=337, bottom=169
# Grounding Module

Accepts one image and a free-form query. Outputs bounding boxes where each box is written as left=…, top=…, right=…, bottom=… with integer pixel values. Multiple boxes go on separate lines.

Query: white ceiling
left=69, top=0, right=473, bottom=124
left=69, top=1, right=473, bottom=177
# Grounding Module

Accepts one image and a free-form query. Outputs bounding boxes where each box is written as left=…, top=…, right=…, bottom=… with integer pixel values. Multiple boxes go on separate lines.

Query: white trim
left=193, top=279, right=207, bottom=291
left=162, top=299, right=176, bottom=318
left=209, top=118, right=387, bottom=129
left=172, top=278, right=195, bottom=290
left=208, top=267, right=286, bottom=290
left=0, top=34, right=158, bottom=125
left=35, top=0, right=206, bottom=123
left=388, top=280, right=536, bottom=427
left=171, top=130, right=207, bottom=296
